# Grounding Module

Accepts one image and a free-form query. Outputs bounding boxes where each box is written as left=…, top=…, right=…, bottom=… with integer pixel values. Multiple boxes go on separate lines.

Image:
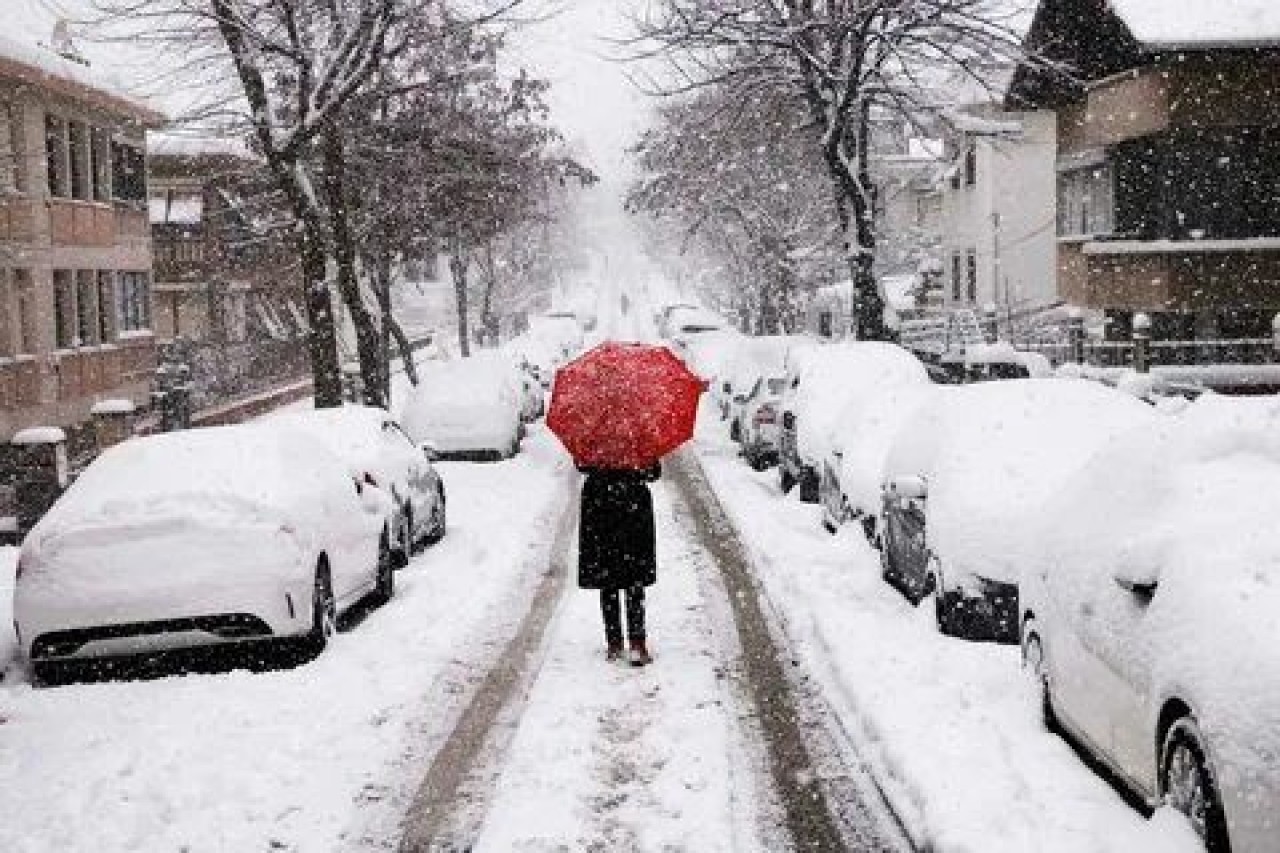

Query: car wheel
left=779, top=465, right=796, bottom=494
left=372, top=532, right=395, bottom=606
left=798, top=467, right=820, bottom=503
left=1020, top=626, right=1057, bottom=730
left=1162, top=718, right=1231, bottom=852
left=423, top=485, right=447, bottom=545
left=394, top=504, right=413, bottom=567
left=307, top=559, right=337, bottom=654
left=729, top=420, right=742, bottom=442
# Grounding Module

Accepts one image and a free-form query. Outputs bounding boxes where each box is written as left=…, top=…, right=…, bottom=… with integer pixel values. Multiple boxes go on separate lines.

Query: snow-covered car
left=675, top=327, right=743, bottom=389
left=736, top=373, right=789, bottom=470
left=1019, top=395, right=1280, bottom=853
left=722, top=335, right=809, bottom=434
left=929, top=342, right=1049, bottom=384
left=401, top=355, right=525, bottom=460
left=655, top=302, right=700, bottom=338
left=818, top=382, right=934, bottom=537
left=265, top=406, right=447, bottom=566
left=667, top=306, right=728, bottom=352
left=14, top=426, right=393, bottom=682
left=778, top=342, right=927, bottom=503
left=878, top=379, right=1153, bottom=642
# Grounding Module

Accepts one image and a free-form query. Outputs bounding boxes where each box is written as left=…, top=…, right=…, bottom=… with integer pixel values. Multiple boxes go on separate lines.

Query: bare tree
left=631, top=1, right=1026, bottom=339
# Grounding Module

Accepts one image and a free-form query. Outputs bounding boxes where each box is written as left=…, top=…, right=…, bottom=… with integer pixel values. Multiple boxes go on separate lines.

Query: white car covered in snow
left=14, top=425, right=393, bottom=682
left=778, top=342, right=927, bottom=503
left=265, top=406, right=447, bottom=566
left=1019, top=395, right=1280, bottom=853
left=879, top=379, right=1153, bottom=642
left=401, top=354, right=525, bottom=460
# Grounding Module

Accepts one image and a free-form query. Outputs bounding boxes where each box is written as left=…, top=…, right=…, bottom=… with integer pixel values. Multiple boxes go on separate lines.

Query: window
left=818, top=310, right=833, bottom=338
left=91, top=127, right=111, bottom=201
left=951, top=253, right=962, bottom=302
left=68, top=120, right=89, bottom=200
left=0, top=270, right=13, bottom=355
left=1058, top=164, right=1115, bottom=237
left=45, top=114, right=68, bottom=197
left=0, top=102, right=22, bottom=195
left=966, top=251, right=978, bottom=303
left=111, top=140, right=146, bottom=203
left=76, top=270, right=97, bottom=346
left=15, top=270, right=35, bottom=355
left=963, top=145, right=977, bottom=187
left=117, top=271, right=151, bottom=332
left=53, top=269, right=75, bottom=348
left=97, top=271, right=115, bottom=342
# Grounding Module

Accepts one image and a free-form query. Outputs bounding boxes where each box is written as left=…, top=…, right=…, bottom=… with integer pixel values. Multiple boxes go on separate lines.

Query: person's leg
left=600, top=588, right=624, bottom=658
left=625, top=586, right=652, bottom=665
left=624, top=585, right=646, bottom=641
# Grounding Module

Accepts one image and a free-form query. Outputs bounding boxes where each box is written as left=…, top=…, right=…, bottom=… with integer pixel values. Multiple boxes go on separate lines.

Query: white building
left=939, top=107, right=1057, bottom=332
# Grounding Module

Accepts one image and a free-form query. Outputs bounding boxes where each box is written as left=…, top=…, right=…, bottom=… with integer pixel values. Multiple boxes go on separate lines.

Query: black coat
left=577, top=464, right=661, bottom=590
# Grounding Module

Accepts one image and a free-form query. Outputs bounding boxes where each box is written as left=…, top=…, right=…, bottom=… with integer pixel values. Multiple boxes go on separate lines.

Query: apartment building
left=1010, top=0, right=1280, bottom=342
left=0, top=33, right=164, bottom=440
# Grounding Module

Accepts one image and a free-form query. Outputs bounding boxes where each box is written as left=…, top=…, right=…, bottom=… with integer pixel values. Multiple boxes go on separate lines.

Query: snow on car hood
left=899, top=379, right=1154, bottom=585
left=1024, top=394, right=1280, bottom=780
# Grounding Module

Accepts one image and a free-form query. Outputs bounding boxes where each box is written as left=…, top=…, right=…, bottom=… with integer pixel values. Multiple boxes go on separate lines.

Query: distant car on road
left=1019, top=396, right=1280, bottom=853
left=401, top=354, right=525, bottom=461
left=266, top=406, right=447, bottom=566
left=15, top=425, right=393, bottom=683
left=878, top=379, right=1152, bottom=642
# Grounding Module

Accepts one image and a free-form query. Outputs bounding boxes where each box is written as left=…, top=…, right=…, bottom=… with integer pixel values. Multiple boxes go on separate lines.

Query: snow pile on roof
left=1025, top=394, right=1280, bottom=782
left=0, top=30, right=160, bottom=119
left=1108, top=0, right=1280, bottom=47
left=148, top=132, right=253, bottom=160
left=887, top=379, right=1154, bottom=584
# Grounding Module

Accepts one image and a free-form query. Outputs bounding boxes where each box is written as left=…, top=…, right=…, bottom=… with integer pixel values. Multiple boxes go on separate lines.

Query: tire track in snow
left=397, top=480, right=579, bottom=852
left=667, top=452, right=916, bottom=853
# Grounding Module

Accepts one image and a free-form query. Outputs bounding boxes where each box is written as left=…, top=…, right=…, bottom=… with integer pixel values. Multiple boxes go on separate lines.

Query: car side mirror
left=1113, top=566, right=1159, bottom=599
left=885, top=474, right=928, bottom=502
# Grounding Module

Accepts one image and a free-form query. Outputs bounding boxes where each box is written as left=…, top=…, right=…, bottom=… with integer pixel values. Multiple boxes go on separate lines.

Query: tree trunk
left=297, top=215, right=343, bottom=408
left=479, top=241, right=500, bottom=347
left=449, top=247, right=472, bottom=357
left=322, top=121, right=386, bottom=408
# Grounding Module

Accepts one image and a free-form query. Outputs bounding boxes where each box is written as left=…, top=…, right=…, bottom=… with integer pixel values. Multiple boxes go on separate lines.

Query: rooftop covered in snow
left=0, top=31, right=164, bottom=126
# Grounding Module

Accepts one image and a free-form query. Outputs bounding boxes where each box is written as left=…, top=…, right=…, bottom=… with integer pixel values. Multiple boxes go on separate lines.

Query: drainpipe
left=1133, top=312, right=1152, bottom=374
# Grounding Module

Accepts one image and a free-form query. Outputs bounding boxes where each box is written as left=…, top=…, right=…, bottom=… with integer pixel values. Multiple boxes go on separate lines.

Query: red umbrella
left=547, top=342, right=704, bottom=469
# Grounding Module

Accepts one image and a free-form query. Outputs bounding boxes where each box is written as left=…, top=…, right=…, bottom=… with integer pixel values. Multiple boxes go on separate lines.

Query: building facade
left=939, top=107, right=1058, bottom=331
left=148, top=136, right=311, bottom=407
left=1010, top=0, right=1280, bottom=343
left=0, top=34, right=162, bottom=440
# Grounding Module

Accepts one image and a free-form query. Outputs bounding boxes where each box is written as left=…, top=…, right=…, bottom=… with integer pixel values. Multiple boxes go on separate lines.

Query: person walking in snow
left=577, top=462, right=661, bottom=666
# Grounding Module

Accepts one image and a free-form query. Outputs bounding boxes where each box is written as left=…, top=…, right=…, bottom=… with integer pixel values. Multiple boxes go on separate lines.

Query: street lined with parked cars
left=697, top=323, right=1278, bottom=852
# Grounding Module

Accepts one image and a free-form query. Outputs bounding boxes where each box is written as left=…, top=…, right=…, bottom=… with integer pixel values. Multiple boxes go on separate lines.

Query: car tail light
left=753, top=404, right=778, bottom=426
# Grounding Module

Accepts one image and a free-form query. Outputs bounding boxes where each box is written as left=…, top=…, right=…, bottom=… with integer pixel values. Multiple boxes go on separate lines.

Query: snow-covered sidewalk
left=691, top=420, right=1198, bottom=850
left=693, top=423, right=1201, bottom=853
left=470, top=479, right=774, bottom=851
left=0, top=430, right=571, bottom=853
